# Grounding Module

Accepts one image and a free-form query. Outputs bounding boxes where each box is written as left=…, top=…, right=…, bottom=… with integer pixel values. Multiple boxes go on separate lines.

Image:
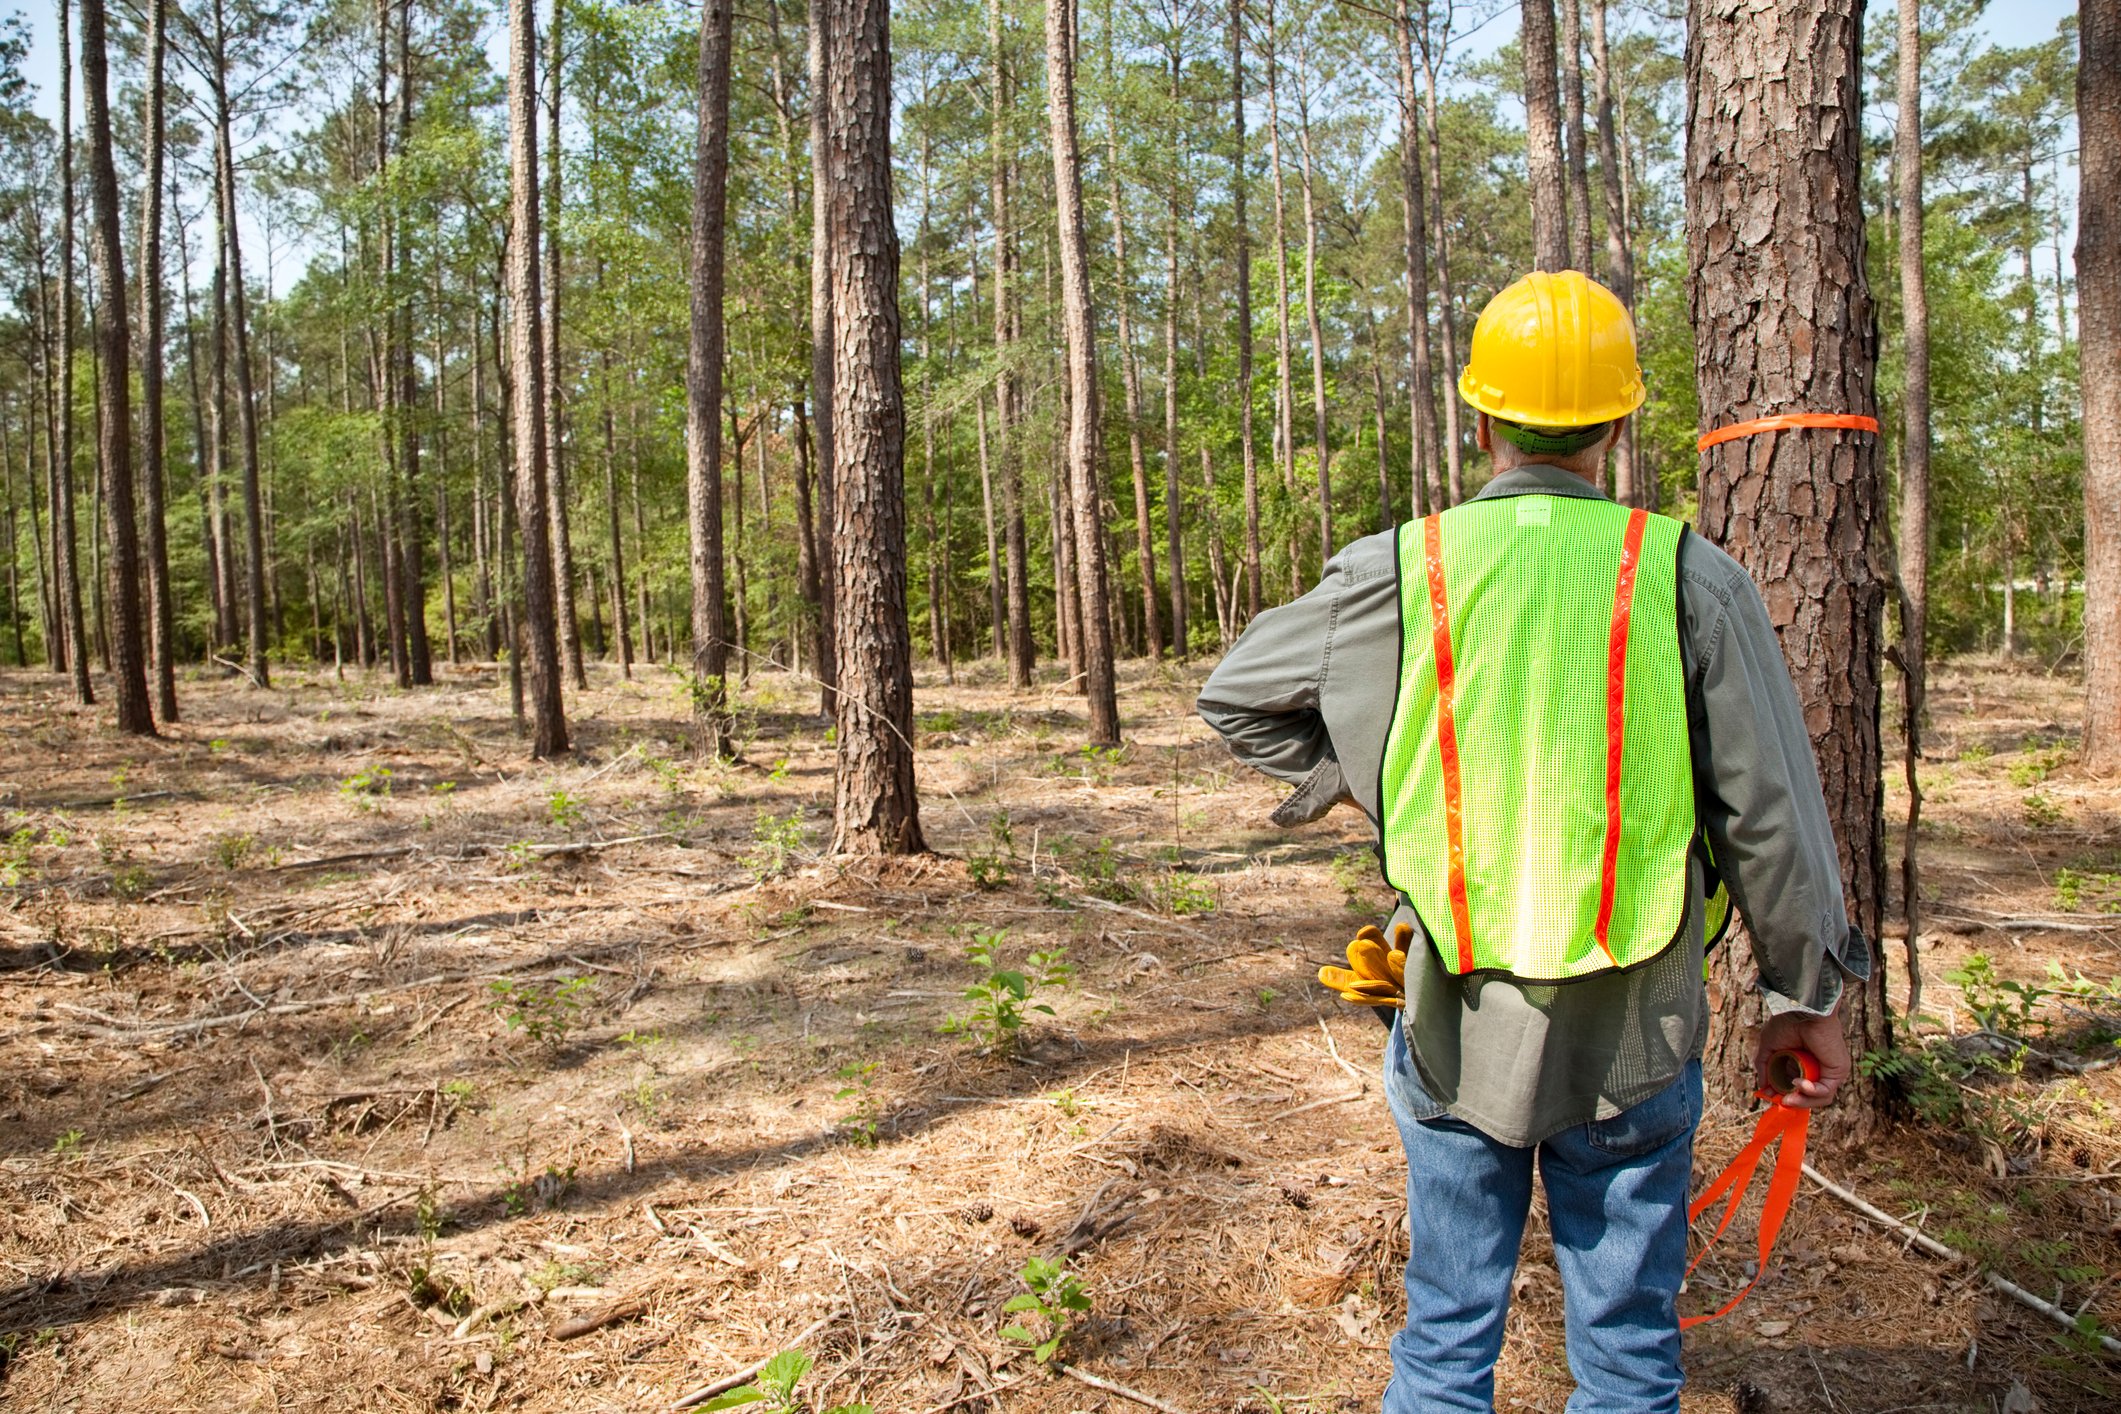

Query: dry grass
left=0, top=653, right=2114, bottom=1411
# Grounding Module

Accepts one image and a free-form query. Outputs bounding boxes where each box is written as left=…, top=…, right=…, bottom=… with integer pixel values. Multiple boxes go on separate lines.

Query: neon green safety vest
left=1379, top=494, right=1698, bottom=983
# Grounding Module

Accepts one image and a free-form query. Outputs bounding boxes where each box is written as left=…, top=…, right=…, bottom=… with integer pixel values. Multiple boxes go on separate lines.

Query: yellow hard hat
left=1457, top=270, right=1646, bottom=428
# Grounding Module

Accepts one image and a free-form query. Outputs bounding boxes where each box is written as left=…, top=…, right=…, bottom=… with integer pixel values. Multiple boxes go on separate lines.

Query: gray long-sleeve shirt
left=1197, top=463, right=1869, bottom=1145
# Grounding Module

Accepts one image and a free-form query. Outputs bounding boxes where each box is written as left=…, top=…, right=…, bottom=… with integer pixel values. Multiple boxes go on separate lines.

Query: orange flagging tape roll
left=1697, top=413, right=1881, bottom=453
left=1679, top=1048, right=1821, bottom=1328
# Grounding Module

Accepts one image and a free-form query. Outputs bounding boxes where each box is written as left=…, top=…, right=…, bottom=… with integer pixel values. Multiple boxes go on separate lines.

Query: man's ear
left=1600, top=414, right=1628, bottom=460
left=1475, top=412, right=1492, bottom=454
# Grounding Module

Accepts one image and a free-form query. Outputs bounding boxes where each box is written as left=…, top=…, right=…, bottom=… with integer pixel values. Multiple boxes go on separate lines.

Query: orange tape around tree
left=1679, top=1049, right=1822, bottom=1328
left=1696, top=414, right=1881, bottom=453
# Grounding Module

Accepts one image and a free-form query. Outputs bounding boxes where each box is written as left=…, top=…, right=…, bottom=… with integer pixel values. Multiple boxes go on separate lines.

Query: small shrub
left=834, top=1060, right=881, bottom=1147
left=50, top=1129, right=84, bottom=1157
left=1002, top=1254, right=1092, bottom=1365
left=743, top=810, right=808, bottom=880
left=212, top=832, right=256, bottom=870
left=967, top=811, right=1015, bottom=891
left=1157, top=870, right=1217, bottom=917
left=698, top=1348, right=870, bottom=1413
left=488, top=975, right=593, bottom=1045
left=1332, top=849, right=1386, bottom=912
left=2054, top=868, right=2121, bottom=914
left=941, top=932, right=1069, bottom=1053
left=338, top=766, right=394, bottom=812
left=2022, top=791, right=2064, bottom=829
left=546, top=789, right=586, bottom=830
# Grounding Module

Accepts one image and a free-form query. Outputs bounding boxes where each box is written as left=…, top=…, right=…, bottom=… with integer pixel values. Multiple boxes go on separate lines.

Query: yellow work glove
left=1317, top=922, right=1411, bottom=1008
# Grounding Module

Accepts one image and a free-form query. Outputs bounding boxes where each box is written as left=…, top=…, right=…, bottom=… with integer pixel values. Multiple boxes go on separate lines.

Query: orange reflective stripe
left=1679, top=1095, right=1812, bottom=1328
left=1422, top=514, right=1474, bottom=973
left=1592, top=508, right=1650, bottom=965
left=1696, top=413, right=1881, bottom=453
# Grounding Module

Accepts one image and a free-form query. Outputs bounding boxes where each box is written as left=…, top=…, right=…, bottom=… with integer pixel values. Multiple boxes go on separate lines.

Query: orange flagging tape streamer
left=1697, top=414, right=1880, bottom=453
left=1679, top=1049, right=1821, bottom=1329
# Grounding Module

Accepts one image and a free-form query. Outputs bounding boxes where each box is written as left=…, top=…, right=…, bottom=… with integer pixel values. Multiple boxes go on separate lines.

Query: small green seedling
left=940, top=932, right=1069, bottom=1054
left=1002, top=1255, right=1092, bottom=1365
left=546, top=789, right=586, bottom=829
left=834, top=1060, right=881, bottom=1147
left=488, top=976, right=593, bottom=1045
left=338, top=766, right=394, bottom=811
left=698, top=1348, right=871, bottom=1413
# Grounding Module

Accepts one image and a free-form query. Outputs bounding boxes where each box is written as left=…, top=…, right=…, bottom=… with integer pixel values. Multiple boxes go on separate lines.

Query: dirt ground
left=1, top=652, right=2117, bottom=1413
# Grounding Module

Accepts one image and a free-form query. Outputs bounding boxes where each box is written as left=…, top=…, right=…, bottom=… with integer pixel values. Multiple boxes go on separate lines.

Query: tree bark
left=1047, top=0, right=1120, bottom=746
left=687, top=0, right=736, bottom=755
left=1589, top=0, right=1639, bottom=506
left=55, top=0, right=93, bottom=704
left=1560, top=0, right=1593, bottom=273
left=2082, top=0, right=2121, bottom=773
left=968, top=239, right=1005, bottom=656
left=1293, top=48, right=1332, bottom=566
left=1521, top=0, right=1569, bottom=273
left=824, top=0, right=925, bottom=852
left=991, top=0, right=1034, bottom=687
left=1414, top=9, right=1462, bottom=505
left=212, top=0, right=269, bottom=688
left=1687, top=0, right=1888, bottom=1137
left=545, top=0, right=584, bottom=690
left=1108, top=121, right=1161, bottom=662
left=812, top=0, right=839, bottom=711
left=506, top=0, right=567, bottom=757
left=396, top=0, right=431, bottom=686
left=1161, top=35, right=1187, bottom=654
left=137, top=0, right=177, bottom=719
left=1394, top=0, right=1434, bottom=520
left=1894, top=0, right=1930, bottom=1017
left=1230, top=0, right=1261, bottom=618
left=79, top=0, right=151, bottom=731
left=1261, top=3, right=1299, bottom=594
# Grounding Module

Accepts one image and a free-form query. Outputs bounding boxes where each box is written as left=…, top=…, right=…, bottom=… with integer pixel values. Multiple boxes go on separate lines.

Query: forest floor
left=0, top=653, right=2118, bottom=1413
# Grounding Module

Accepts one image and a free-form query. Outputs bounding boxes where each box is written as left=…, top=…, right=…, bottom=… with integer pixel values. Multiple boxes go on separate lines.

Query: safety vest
left=1378, top=494, right=1696, bottom=983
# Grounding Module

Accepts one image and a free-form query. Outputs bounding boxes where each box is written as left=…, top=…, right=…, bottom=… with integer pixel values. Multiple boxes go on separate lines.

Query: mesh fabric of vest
left=1379, top=495, right=1693, bottom=982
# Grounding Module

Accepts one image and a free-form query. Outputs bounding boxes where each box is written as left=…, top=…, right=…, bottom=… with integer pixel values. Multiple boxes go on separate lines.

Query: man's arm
left=1196, top=562, right=1351, bottom=826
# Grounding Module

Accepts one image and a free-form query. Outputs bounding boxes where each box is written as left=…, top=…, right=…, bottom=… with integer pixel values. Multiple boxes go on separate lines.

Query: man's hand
left=1754, top=1009, right=1851, bottom=1110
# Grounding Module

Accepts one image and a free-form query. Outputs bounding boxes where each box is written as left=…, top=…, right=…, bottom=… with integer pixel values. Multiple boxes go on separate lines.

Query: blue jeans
left=1381, top=1020, right=1700, bottom=1413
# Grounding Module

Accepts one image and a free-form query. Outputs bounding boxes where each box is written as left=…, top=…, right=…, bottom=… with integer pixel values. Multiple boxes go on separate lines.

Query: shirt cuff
left=1759, top=924, right=1873, bottom=1018
left=1269, top=758, right=1350, bottom=827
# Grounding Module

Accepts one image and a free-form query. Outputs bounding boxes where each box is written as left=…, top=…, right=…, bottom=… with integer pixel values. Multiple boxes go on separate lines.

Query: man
left=1197, top=271, right=1869, bottom=1411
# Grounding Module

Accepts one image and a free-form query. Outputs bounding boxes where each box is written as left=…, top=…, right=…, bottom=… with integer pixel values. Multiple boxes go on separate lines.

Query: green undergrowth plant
left=338, top=765, right=393, bottom=811
left=699, top=1348, right=870, bottom=1413
left=1002, top=1255, right=1092, bottom=1365
left=744, top=810, right=807, bottom=881
left=488, top=975, right=593, bottom=1046
left=941, top=931, right=1070, bottom=1054
left=967, top=811, right=1015, bottom=891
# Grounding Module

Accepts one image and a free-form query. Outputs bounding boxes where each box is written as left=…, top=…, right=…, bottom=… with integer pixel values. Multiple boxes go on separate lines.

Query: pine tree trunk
left=79, top=0, right=151, bottom=730
left=1895, top=0, right=1930, bottom=1016
left=1162, top=39, right=1187, bottom=653
left=825, top=0, right=925, bottom=852
left=1229, top=0, right=1261, bottom=619
left=1262, top=5, right=1299, bottom=595
left=212, top=0, right=269, bottom=689
left=396, top=0, right=431, bottom=686
left=55, top=0, right=94, bottom=704
left=545, top=0, right=584, bottom=690
left=1294, top=63, right=1332, bottom=566
left=137, top=0, right=176, bottom=719
left=506, top=0, right=567, bottom=757
left=1105, top=25, right=1160, bottom=661
left=1047, top=0, right=1119, bottom=746
left=1560, top=0, right=1593, bottom=273
left=1589, top=0, right=1639, bottom=505
left=992, top=0, right=1035, bottom=687
left=969, top=237, right=1005, bottom=656
left=1394, top=0, right=1434, bottom=520
left=1687, top=0, right=1888, bottom=1137
left=812, top=0, right=840, bottom=710
left=1416, top=20, right=1462, bottom=505
left=687, top=0, right=736, bottom=755
left=2081, top=0, right=2121, bottom=773
left=1523, top=0, right=1569, bottom=273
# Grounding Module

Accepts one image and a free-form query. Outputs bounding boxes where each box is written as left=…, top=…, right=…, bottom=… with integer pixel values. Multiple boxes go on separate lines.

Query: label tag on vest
left=1516, top=498, right=1552, bottom=527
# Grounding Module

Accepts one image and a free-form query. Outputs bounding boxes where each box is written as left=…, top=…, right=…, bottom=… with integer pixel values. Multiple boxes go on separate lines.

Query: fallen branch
left=1930, top=911, right=2118, bottom=936
left=668, top=1310, right=843, bottom=1410
left=274, top=845, right=420, bottom=873
left=1058, top=1363, right=1188, bottom=1413
left=550, top=1292, right=650, bottom=1340
left=1802, top=1162, right=2121, bottom=1355
left=1314, top=1014, right=1369, bottom=1091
